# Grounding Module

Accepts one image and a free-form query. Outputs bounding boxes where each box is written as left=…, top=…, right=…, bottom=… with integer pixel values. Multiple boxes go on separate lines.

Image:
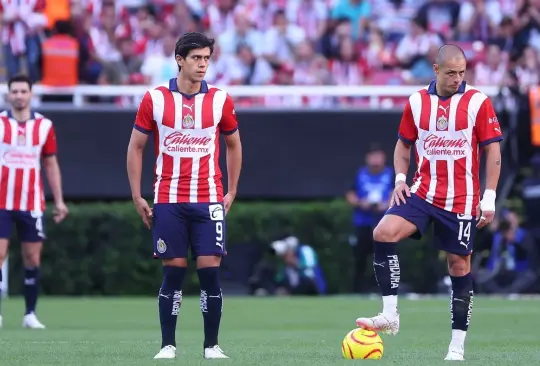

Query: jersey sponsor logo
left=423, top=134, right=467, bottom=157
left=162, top=128, right=213, bottom=157
left=2, top=149, right=39, bottom=169
left=209, top=204, right=224, bottom=221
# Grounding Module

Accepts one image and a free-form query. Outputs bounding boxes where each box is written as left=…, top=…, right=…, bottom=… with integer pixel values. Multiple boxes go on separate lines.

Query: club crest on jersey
left=182, top=114, right=195, bottom=129
left=157, top=238, right=167, bottom=253
left=437, top=115, right=448, bottom=130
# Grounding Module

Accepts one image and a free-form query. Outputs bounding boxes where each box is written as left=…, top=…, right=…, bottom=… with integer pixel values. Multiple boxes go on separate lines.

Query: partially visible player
left=0, top=74, right=69, bottom=329
left=355, top=45, right=503, bottom=361
left=127, top=32, right=242, bottom=360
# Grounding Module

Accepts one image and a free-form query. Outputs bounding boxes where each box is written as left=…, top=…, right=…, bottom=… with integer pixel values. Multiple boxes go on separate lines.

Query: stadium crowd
left=1, top=0, right=539, bottom=106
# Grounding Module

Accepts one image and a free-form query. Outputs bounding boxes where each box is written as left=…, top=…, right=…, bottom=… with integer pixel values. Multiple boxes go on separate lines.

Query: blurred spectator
left=415, top=0, right=461, bottom=41
left=319, top=17, right=352, bottom=59
left=331, top=0, right=371, bottom=40
left=230, top=44, right=274, bottom=85
left=140, top=32, right=177, bottom=86
left=370, top=0, right=422, bottom=42
left=286, top=0, right=328, bottom=43
left=346, top=144, right=393, bottom=293
left=475, top=211, right=539, bottom=294
left=515, top=46, right=540, bottom=93
left=218, top=11, right=264, bottom=56
left=473, top=43, right=508, bottom=86
left=513, top=0, right=540, bottom=55
left=457, top=0, right=503, bottom=42
left=206, top=0, right=239, bottom=36
left=521, top=153, right=540, bottom=234
left=262, top=9, right=306, bottom=68
left=41, top=20, right=79, bottom=86
left=489, top=16, right=517, bottom=53
left=329, top=37, right=368, bottom=86
left=272, top=236, right=327, bottom=296
left=99, top=37, right=143, bottom=85
left=89, top=3, right=121, bottom=65
left=246, top=0, right=281, bottom=33
left=1, top=0, right=47, bottom=82
left=205, top=43, right=239, bottom=86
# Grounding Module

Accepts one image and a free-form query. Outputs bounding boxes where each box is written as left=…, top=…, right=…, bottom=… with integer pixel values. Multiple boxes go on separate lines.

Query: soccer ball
left=341, top=328, right=384, bottom=360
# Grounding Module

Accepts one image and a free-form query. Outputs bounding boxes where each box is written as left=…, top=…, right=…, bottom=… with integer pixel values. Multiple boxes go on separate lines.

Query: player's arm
left=221, top=94, right=242, bottom=213
left=42, top=126, right=68, bottom=222
left=392, top=100, right=417, bottom=206
left=127, top=92, right=154, bottom=228
left=476, top=97, right=504, bottom=227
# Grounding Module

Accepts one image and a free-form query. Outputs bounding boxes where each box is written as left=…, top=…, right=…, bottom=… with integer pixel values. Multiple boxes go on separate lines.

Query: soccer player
left=355, top=45, right=503, bottom=361
left=126, top=32, right=242, bottom=360
left=0, top=74, right=69, bottom=329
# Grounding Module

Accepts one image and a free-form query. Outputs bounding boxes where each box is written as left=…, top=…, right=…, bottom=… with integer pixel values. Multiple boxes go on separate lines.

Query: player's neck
left=435, top=84, right=453, bottom=98
left=10, top=109, right=31, bottom=122
left=176, top=75, right=201, bottom=95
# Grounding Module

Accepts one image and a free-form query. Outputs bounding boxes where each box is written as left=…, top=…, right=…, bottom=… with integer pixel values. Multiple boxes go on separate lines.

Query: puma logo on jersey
left=439, top=105, right=449, bottom=114
left=183, top=104, right=193, bottom=111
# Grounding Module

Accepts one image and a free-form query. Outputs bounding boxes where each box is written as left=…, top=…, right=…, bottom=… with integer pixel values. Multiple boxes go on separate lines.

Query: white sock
left=450, top=329, right=467, bottom=349
left=382, top=295, right=398, bottom=315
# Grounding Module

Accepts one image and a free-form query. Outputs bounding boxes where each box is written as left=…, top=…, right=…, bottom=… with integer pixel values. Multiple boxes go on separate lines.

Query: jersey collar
left=168, top=78, right=209, bottom=99
left=7, top=110, right=36, bottom=123
left=427, top=80, right=466, bottom=95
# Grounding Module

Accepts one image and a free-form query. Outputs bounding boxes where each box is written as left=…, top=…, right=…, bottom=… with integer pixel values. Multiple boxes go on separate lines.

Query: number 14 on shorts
left=457, top=216, right=472, bottom=249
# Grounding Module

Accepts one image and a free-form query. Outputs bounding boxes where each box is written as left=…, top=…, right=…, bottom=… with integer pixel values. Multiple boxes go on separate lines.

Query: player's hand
left=390, top=182, right=410, bottom=207
left=53, top=201, right=69, bottom=223
left=223, top=192, right=236, bottom=216
left=476, top=203, right=495, bottom=229
left=133, top=197, right=153, bottom=229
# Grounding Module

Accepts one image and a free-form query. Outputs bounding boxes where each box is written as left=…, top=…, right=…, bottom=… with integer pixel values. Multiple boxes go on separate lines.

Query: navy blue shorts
left=386, top=193, right=476, bottom=256
left=152, top=203, right=227, bottom=259
left=0, top=210, right=46, bottom=242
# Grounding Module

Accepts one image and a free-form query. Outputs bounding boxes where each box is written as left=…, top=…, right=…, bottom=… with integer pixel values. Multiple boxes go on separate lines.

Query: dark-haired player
left=355, top=45, right=503, bottom=361
left=0, top=74, right=69, bottom=329
left=127, top=32, right=242, bottom=360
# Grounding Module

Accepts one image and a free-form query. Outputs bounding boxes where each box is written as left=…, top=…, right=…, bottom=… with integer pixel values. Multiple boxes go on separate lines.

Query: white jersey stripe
left=149, top=89, right=165, bottom=203
left=425, top=95, right=439, bottom=204
left=19, top=120, right=34, bottom=211
left=190, top=94, right=205, bottom=203
left=209, top=90, right=226, bottom=202
left=5, top=119, right=17, bottom=210
left=169, top=93, right=184, bottom=203
left=444, top=93, right=463, bottom=211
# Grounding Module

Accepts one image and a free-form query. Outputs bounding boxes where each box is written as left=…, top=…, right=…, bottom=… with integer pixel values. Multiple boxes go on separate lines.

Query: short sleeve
left=42, top=125, right=57, bottom=156
left=219, top=94, right=238, bottom=135
left=398, top=101, right=417, bottom=145
left=475, top=98, right=503, bottom=147
left=134, top=91, right=154, bottom=134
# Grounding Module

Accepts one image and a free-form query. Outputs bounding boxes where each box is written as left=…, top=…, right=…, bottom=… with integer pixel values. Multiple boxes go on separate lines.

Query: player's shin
left=197, top=267, right=222, bottom=349
left=373, top=241, right=400, bottom=315
left=449, top=273, right=473, bottom=349
left=158, top=266, right=186, bottom=348
left=24, top=267, right=40, bottom=315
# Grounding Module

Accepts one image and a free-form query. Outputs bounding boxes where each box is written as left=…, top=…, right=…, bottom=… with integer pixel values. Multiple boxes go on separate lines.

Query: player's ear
left=175, top=54, right=183, bottom=67
left=433, top=63, right=439, bottom=75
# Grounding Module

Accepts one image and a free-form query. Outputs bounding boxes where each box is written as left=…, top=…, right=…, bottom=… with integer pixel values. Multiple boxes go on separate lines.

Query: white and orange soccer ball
left=341, top=328, right=384, bottom=360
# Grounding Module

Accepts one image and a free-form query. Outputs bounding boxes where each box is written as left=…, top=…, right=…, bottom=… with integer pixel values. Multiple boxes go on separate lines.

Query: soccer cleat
left=22, top=313, right=45, bottom=329
left=356, top=312, right=400, bottom=335
left=444, top=347, right=465, bottom=361
left=154, top=345, right=176, bottom=359
left=204, top=345, right=229, bottom=359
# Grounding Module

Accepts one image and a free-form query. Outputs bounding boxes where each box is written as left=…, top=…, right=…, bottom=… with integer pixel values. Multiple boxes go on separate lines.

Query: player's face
left=434, top=57, right=466, bottom=96
left=366, top=151, right=385, bottom=172
left=8, top=82, right=32, bottom=111
left=177, top=47, right=212, bottom=82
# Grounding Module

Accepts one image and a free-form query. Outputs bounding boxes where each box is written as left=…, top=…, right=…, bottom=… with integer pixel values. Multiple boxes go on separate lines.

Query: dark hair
left=367, top=142, right=385, bottom=154
left=8, top=74, right=32, bottom=90
left=498, top=219, right=512, bottom=233
left=175, top=32, right=215, bottom=71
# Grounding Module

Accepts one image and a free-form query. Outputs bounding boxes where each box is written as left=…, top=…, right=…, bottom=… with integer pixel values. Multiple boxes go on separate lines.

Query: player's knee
left=197, top=266, right=221, bottom=293
left=373, top=223, right=401, bottom=243
left=447, top=254, right=470, bottom=276
left=22, top=252, right=40, bottom=268
left=162, top=266, right=187, bottom=291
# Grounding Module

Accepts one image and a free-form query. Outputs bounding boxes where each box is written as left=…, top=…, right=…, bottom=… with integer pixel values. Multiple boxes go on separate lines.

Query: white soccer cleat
left=204, top=345, right=229, bottom=359
left=22, top=313, right=45, bottom=329
left=154, top=345, right=176, bottom=359
left=356, top=312, right=400, bottom=335
left=444, top=347, right=465, bottom=361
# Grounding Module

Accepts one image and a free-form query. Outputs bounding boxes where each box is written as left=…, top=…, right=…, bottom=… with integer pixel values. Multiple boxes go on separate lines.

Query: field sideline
left=0, top=296, right=538, bottom=365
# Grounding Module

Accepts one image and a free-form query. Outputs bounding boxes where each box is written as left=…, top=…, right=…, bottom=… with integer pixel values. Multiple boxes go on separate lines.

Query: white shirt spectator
left=395, top=32, right=442, bottom=65
left=205, top=54, right=240, bottom=86
left=263, top=25, right=306, bottom=64
left=89, top=27, right=121, bottom=63
left=218, top=17, right=264, bottom=56
left=141, top=52, right=178, bottom=87
left=286, top=0, right=328, bottom=41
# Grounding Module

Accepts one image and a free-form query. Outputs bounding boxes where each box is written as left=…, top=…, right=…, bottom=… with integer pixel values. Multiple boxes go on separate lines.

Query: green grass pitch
left=0, top=296, right=539, bottom=365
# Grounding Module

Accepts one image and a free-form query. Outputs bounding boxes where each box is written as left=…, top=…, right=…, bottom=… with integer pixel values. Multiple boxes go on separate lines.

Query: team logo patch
left=182, top=114, right=195, bottom=129
left=209, top=204, right=224, bottom=221
left=157, top=238, right=167, bottom=253
left=436, top=115, right=448, bottom=130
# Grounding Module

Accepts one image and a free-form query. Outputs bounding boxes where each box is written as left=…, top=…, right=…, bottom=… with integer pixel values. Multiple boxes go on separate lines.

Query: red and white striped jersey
left=398, top=81, right=503, bottom=216
left=0, top=110, right=57, bottom=213
left=134, top=79, right=238, bottom=204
